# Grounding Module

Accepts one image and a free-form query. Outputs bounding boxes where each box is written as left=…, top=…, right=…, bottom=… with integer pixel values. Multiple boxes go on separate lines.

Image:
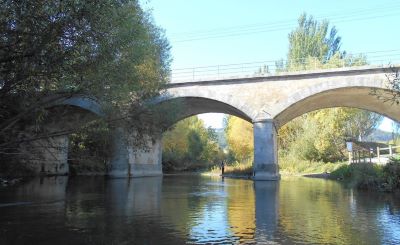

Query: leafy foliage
left=224, top=115, right=253, bottom=162
left=371, top=67, right=400, bottom=105
left=162, top=116, right=224, bottom=171
left=287, top=13, right=341, bottom=64
left=0, top=1, right=171, bottom=173
left=278, top=14, right=381, bottom=162
left=68, top=120, right=112, bottom=174
left=331, top=158, right=400, bottom=191
left=280, top=108, right=382, bottom=162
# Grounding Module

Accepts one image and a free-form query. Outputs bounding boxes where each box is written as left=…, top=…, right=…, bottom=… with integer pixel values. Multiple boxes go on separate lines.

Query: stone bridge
left=27, top=65, right=400, bottom=180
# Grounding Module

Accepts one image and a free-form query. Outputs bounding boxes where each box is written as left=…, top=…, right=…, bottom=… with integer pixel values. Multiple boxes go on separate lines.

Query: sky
left=141, top=0, right=400, bottom=130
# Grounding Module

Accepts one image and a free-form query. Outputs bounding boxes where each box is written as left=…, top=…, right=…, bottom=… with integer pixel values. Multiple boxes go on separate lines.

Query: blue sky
left=142, top=0, right=400, bottom=130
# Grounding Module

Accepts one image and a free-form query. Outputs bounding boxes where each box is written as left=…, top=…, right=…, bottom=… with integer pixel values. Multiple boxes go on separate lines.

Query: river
left=0, top=175, right=399, bottom=244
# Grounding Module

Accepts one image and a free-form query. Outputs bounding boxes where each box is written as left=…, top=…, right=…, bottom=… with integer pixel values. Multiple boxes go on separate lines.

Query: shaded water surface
left=0, top=175, right=399, bottom=244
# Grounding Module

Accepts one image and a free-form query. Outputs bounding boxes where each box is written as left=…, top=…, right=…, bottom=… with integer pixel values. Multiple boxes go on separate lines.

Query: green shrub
left=381, top=158, right=400, bottom=191
left=330, top=165, right=352, bottom=179
left=331, top=160, right=400, bottom=192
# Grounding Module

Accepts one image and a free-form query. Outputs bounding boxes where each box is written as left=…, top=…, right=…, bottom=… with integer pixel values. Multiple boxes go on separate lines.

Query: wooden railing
left=376, top=145, right=400, bottom=163
left=349, top=144, right=400, bottom=164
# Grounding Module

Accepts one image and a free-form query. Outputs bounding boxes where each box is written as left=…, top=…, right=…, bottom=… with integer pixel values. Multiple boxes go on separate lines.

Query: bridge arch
left=152, top=95, right=252, bottom=129
left=22, top=95, right=105, bottom=176
left=272, top=82, right=400, bottom=127
left=54, top=96, right=104, bottom=117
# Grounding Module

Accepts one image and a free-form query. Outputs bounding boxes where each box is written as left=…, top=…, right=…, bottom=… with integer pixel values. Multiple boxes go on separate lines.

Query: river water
left=0, top=175, right=399, bottom=244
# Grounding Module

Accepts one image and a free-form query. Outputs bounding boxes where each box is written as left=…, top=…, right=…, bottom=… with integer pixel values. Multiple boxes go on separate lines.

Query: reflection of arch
left=153, top=96, right=252, bottom=128
left=274, top=86, right=400, bottom=127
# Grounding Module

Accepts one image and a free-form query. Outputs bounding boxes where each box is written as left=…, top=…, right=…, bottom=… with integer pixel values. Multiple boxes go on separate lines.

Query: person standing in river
left=220, top=160, right=225, bottom=175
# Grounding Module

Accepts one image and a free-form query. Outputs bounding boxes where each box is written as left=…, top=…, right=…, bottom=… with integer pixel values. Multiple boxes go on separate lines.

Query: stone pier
left=108, top=128, right=162, bottom=178
left=253, top=120, right=280, bottom=180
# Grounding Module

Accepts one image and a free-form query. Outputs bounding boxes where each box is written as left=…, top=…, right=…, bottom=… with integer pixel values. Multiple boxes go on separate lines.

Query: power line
left=168, top=4, right=400, bottom=43
left=170, top=3, right=400, bottom=37
left=172, top=12, right=400, bottom=43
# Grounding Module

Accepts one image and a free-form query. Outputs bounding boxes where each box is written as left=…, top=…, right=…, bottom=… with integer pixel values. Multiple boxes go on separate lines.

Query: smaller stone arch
left=56, top=95, right=105, bottom=117
left=20, top=95, right=105, bottom=176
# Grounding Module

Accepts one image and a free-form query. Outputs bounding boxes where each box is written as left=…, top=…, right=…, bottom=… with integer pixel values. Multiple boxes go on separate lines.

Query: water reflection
left=254, top=181, right=279, bottom=243
left=0, top=175, right=400, bottom=244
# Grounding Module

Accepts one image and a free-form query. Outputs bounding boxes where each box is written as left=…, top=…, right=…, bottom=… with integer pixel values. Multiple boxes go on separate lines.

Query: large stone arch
left=269, top=73, right=399, bottom=127
left=110, top=95, right=255, bottom=178
left=274, top=86, right=400, bottom=127
left=151, top=95, right=252, bottom=129
left=158, top=84, right=258, bottom=122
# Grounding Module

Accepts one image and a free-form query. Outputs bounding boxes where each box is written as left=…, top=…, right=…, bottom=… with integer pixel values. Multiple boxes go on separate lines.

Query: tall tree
left=287, top=13, right=341, bottom=65
left=0, top=0, right=170, bottom=123
left=225, top=115, right=253, bottom=162
left=228, top=14, right=382, bottom=164
left=280, top=14, right=381, bottom=162
left=162, top=116, right=223, bottom=171
left=0, top=1, right=171, bottom=170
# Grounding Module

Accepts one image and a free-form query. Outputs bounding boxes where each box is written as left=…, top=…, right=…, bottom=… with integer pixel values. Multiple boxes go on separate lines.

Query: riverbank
left=202, top=158, right=400, bottom=193
left=329, top=159, right=400, bottom=192
left=204, top=159, right=346, bottom=178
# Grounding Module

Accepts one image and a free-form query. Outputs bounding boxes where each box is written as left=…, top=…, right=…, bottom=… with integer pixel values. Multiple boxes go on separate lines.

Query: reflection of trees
left=64, top=177, right=185, bottom=244
left=279, top=178, right=381, bottom=244
left=160, top=176, right=211, bottom=235
left=226, top=179, right=256, bottom=242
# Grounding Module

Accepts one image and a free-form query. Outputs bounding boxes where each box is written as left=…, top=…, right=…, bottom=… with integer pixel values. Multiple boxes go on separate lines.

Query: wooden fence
left=349, top=145, right=400, bottom=164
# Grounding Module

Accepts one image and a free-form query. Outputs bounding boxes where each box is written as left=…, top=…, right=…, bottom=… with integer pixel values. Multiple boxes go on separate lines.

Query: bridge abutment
left=253, top=120, right=280, bottom=181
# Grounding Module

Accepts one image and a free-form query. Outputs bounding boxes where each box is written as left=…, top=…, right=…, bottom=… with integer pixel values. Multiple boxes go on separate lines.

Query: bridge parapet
left=168, top=64, right=400, bottom=85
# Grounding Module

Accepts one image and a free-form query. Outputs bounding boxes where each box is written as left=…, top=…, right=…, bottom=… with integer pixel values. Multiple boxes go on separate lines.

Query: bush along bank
left=330, top=158, right=400, bottom=192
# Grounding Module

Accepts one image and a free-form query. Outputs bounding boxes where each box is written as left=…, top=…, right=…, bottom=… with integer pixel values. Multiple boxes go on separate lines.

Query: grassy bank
left=279, top=156, right=346, bottom=176
left=204, top=157, right=346, bottom=177
left=330, top=158, right=400, bottom=192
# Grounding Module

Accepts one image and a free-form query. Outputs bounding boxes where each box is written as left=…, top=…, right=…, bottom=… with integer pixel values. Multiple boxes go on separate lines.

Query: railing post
left=389, top=145, right=393, bottom=156
left=377, top=147, right=380, bottom=164
left=369, top=149, right=372, bottom=163
left=348, top=151, right=352, bottom=165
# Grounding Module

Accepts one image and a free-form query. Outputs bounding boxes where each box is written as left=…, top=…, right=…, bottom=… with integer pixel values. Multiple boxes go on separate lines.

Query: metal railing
left=170, top=51, right=400, bottom=83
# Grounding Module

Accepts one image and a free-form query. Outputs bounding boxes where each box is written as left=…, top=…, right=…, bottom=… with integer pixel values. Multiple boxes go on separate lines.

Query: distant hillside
left=365, top=129, right=398, bottom=143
